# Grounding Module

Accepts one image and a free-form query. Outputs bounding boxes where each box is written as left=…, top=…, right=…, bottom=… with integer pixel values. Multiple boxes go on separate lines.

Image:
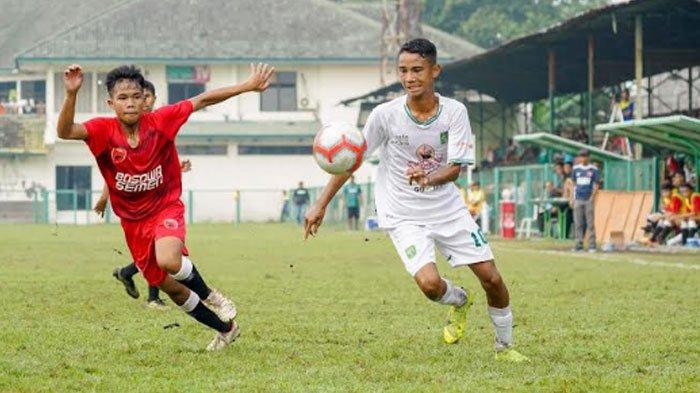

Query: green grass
left=1, top=223, right=698, bottom=392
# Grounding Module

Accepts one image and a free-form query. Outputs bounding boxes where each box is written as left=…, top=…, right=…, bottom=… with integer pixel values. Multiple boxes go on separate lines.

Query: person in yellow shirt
left=465, top=182, right=485, bottom=226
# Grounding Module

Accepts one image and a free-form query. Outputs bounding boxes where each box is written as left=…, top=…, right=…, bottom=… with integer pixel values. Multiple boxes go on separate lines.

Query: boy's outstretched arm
left=57, top=64, right=88, bottom=140
left=304, top=173, right=351, bottom=239
left=189, top=63, right=275, bottom=112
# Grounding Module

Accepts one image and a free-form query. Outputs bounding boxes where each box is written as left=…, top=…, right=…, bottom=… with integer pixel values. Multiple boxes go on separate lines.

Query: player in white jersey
left=304, top=39, right=528, bottom=362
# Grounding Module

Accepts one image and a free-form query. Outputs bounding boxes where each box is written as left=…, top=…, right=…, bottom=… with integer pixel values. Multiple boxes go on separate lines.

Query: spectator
left=292, top=181, right=310, bottom=225
left=552, top=162, right=565, bottom=197
left=646, top=183, right=683, bottom=245
left=675, top=183, right=700, bottom=245
left=466, top=181, right=485, bottom=227
left=537, top=181, right=559, bottom=234
left=571, top=149, right=599, bottom=252
left=280, top=190, right=290, bottom=223
left=561, top=160, right=575, bottom=238
left=342, top=175, right=362, bottom=230
left=619, top=88, right=634, bottom=121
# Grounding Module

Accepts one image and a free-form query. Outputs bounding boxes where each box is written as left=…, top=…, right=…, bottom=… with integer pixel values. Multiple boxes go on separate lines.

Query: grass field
left=1, top=223, right=698, bottom=392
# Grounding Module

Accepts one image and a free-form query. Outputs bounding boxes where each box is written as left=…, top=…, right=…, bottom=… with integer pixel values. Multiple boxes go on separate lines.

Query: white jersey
left=363, top=94, right=475, bottom=228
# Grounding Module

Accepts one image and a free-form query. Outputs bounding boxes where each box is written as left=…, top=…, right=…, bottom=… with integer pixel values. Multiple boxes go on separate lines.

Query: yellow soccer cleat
left=494, top=348, right=530, bottom=363
left=443, top=288, right=474, bottom=344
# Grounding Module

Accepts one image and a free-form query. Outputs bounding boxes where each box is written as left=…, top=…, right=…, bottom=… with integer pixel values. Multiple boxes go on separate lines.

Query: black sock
left=148, top=286, right=160, bottom=301
left=188, top=302, right=231, bottom=333
left=652, top=226, right=664, bottom=242
left=121, top=262, right=139, bottom=278
left=178, top=264, right=212, bottom=300
left=681, top=228, right=689, bottom=245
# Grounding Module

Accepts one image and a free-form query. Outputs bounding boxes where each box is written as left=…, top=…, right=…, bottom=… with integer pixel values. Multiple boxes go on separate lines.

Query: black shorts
left=347, top=206, right=360, bottom=219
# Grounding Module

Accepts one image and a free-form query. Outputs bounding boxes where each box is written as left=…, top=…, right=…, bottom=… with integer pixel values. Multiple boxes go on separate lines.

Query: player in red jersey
left=93, top=80, right=187, bottom=310
left=674, top=183, right=700, bottom=245
left=57, top=63, right=274, bottom=350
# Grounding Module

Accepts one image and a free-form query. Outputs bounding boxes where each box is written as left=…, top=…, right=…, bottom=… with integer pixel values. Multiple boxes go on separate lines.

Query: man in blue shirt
left=343, top=175, right=363, bottom=230
left=571, top=149, right=600, bottom=251
left=293, top=182, right=310, bottom=225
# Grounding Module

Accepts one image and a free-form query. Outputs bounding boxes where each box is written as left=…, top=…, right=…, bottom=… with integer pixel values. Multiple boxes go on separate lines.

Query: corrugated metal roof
left=13, top=0, right=480, bottom=65
left=344, top=0, right=700, bottom=104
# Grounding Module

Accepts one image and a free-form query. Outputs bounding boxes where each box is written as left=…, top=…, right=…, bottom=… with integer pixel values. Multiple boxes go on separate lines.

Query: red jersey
left=682, top=192, right=700, bottom=214
left=661, top=194, right=682, bottom=214
left=83, top=100, right=193, bottom=221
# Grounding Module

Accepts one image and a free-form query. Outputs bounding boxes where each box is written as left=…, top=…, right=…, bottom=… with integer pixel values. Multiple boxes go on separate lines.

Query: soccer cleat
left=145, top=298, right=169, bottom=311
left=203, top=288, right=237, bottom=321
left=443, top=288, right=474, bottom=344
left=206, top=320, right=240, bottom=351
left=112, top=267, right=139, bottom=299
left=494, top=348, right=530, bottom=363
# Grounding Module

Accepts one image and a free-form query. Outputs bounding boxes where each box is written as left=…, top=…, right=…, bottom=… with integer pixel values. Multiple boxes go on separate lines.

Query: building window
left=167, top=66, right=207, bottom=104
left=238, top=145, right=311, bottom=155
left=178, top=144, right=228, bottom=155
left=260, top=72, right=297, bottom=111
left=54, top=72, right=92, bottom=113
left=96, top=73, right=111, bottom=113
left=0, top=81, right=16, bottom=103
left=20, top=80, right=46, bottom=114
left=56, top=166, right=92, bottom=211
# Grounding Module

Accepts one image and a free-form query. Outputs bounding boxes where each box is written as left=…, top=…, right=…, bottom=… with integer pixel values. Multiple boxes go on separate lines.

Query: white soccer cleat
left=204, top=288, right=237, bottom=321
left=206, top=320, right=240, bottom=351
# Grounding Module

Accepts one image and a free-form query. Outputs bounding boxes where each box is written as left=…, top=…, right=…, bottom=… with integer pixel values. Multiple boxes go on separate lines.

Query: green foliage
left=1, top=224, right=698, bottom=391
left=422, top=0, right=608, bottom=48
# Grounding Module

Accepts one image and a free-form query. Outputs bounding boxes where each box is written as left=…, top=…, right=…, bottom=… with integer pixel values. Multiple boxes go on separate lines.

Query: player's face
left=107, top=80, right=145, bottom=126
left=143, top=90, right=156, bottom=113
left=397, top=53, right=441, bottom=98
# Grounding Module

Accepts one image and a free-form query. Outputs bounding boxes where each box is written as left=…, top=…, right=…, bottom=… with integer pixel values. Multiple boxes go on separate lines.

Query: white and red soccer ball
left=313, top=122, right=367, bottom=175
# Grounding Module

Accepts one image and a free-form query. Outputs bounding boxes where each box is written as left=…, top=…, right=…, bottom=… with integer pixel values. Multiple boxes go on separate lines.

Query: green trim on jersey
left=403, top=103, right=443, bottom=127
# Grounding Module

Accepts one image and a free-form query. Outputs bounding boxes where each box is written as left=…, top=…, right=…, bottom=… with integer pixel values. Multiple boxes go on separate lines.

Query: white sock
left=171, top=256, right=193, bottom=281
left=178, top=290, right=200, bottom=312
left=438, top=279, right=467, bottom=307
left=488, top=305, right=513, bottom=350
left=667, top=233, right=683, bottom=246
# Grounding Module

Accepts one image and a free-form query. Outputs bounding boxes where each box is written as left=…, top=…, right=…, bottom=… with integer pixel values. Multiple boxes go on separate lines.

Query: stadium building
left=0, top=0, right=480, bottom=223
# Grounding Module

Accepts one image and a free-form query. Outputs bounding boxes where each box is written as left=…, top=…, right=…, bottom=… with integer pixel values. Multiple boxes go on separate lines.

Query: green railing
left=475, top=158, right=659, bottom=234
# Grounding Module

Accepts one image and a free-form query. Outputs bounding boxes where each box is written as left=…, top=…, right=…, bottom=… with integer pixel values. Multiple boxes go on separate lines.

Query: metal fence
left=474, top=158, right=659, bottom=234
left=1, top=160, right=656, bottom=227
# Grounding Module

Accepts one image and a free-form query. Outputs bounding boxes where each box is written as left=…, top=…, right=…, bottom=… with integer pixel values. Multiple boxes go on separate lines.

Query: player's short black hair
left=662, top=183, right=673, bottom=191
left=105, top=65, right=145, bottom=95
left=679, top=183, right=691, bottom=189
left=399, top=38, right=437, bottom=64
left=143, top=80, right=156, bottom=95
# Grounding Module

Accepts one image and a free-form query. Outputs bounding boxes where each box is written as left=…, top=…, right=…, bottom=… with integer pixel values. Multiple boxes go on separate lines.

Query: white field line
left=495, top=244, right=700, bottom=270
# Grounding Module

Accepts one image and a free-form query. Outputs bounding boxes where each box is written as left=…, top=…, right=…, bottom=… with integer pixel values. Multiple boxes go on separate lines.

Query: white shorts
left=388, top=211, right=494, bottom=276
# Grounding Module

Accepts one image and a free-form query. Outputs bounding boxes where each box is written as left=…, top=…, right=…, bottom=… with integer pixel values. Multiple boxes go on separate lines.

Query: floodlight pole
left=587, top=35, right=594, bottom=144
left=634, top=15, right=643, bottom=121
left=548, top=50, right=556, bottom=133
left=689, top=67, right=694, bottom=113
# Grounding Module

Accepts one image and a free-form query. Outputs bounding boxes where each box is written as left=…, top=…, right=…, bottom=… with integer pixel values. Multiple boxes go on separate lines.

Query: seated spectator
left=673, top=183, right=700, bottom=245
left=644, top=184, right=683, bottom=244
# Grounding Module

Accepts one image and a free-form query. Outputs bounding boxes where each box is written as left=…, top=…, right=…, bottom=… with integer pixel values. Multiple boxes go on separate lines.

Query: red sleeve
left=150, top=100, right=194, bottom=140
left=82, top=117, right=111, bottom=156
left=693, top=195, right=700, bottom=214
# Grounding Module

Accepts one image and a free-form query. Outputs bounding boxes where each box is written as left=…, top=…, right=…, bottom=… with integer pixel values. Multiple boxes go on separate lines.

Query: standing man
left=343, top=175, right=363, bottom=230
left=466, top=181, right=485, bottom=228
left=304, top=39, right=528, bottom=362
left=293, top=181, right=310, bottom=225
left=571, top=149, right=599, bottom=252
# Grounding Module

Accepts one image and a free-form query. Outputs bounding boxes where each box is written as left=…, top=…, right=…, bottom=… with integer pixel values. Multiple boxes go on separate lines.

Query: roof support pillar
left=634, top=14, right=643, bottom=121
left=689, top=67, right=694, bottom=113
left=647, top=76, right=653, bottom=116
left=548, top=50, right=556, bottom=133
left=587, top=35, right=594, bottom=144
left=479, top=93, right=484, bottom=162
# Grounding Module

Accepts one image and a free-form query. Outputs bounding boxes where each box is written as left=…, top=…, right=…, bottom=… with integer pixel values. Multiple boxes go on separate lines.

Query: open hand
left=245, top=63, right=275, bottom=92
left=63, top=64, right=84, bottom=94
left=93, top=197, right=108, bottom=218
left=180, top=159, right=192, bottom=173
left=304, top=204, right=326, bottom=240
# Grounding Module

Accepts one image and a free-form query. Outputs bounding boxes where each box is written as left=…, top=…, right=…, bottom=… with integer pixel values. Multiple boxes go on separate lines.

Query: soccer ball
left=313, top=122, right=367, bottom=175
